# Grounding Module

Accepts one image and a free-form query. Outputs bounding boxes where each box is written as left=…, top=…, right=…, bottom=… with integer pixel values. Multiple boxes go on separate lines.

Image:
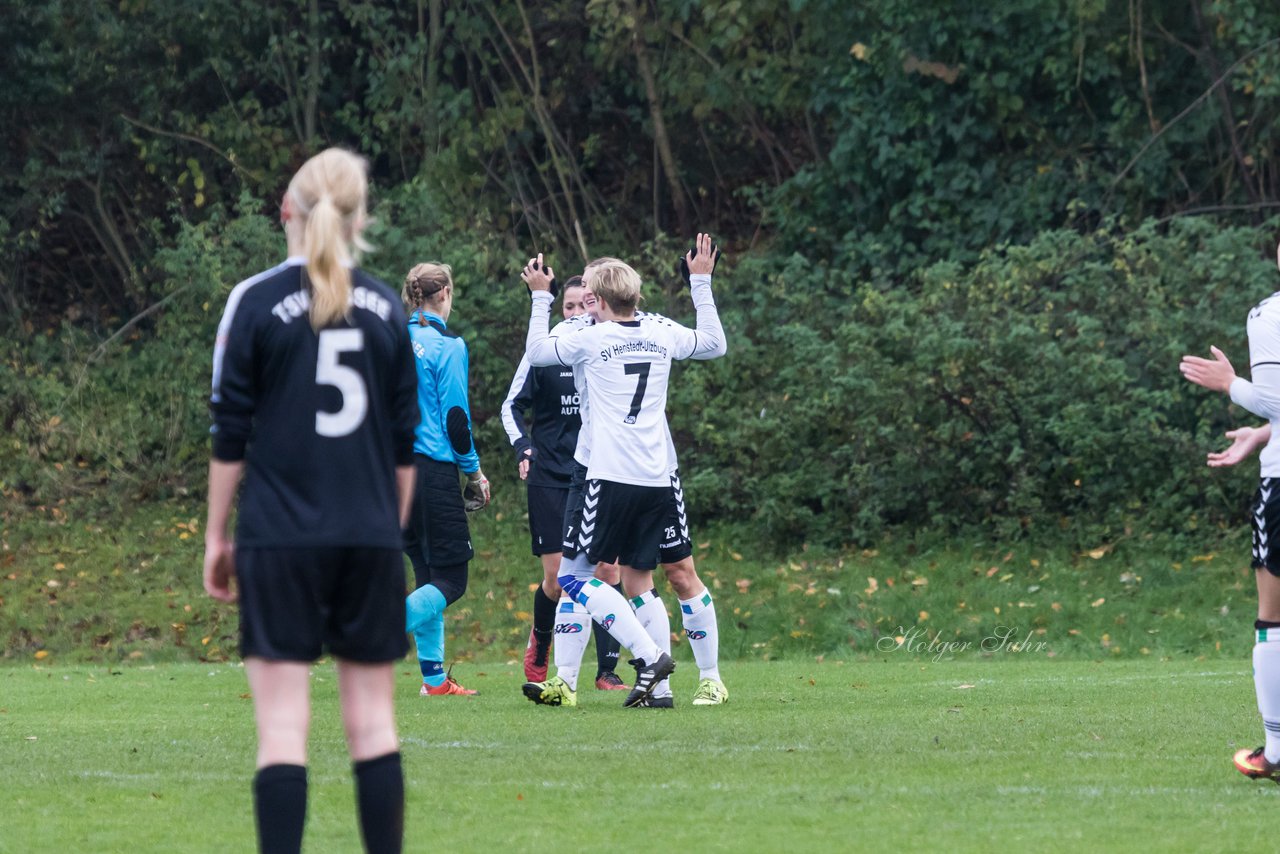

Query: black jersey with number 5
left=210, top=258, right=419, bottom=549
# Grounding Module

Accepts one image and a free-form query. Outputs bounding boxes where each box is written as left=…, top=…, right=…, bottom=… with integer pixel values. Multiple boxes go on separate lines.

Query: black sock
left=532, top=585, right=556, bottom=666
left=593, top=583, right=624, bottom=677
left=354, top=752, right=404, bottom=854
left=254, top=764, right=307, bottom=854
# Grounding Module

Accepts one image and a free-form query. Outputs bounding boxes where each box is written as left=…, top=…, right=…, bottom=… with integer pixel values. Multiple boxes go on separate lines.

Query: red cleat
left=595, top=672, right=629, bottom=691
left=1234, top=746, right=1280, bottom=782
left=523, top=629, right=549, bottom=682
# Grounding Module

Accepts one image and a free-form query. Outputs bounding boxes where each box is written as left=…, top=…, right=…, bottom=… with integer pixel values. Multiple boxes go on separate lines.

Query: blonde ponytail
left=285, top=148, right=372, bottom=331
left=305, top=194, right=351, bottom=329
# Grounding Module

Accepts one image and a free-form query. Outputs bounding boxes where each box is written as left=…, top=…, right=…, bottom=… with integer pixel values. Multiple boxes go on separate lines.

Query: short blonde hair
left=587, top=260, right=642, bottom=313
left=402, top=262, right=453, bottom=314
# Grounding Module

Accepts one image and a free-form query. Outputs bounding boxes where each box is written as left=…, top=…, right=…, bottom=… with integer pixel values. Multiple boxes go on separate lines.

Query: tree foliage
left=5, top=0, right=1280, bottom=547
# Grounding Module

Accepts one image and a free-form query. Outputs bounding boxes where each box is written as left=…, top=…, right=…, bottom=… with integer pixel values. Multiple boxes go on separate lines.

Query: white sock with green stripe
left=553, top=598, right=591, bottom=692
left=680, top=589, right=721, bottom=682
left=574, top=578, right=661, bottom=665
left=631, top=588, right=672, bottom=698
left=1255, top=620, right=1280, bottom=763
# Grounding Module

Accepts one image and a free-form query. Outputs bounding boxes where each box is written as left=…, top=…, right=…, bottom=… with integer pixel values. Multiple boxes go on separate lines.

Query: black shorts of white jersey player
left=561, top=463, right=693, bottom=566
left=236, top=546, right=410, bottom=662
left=565, top=471, right=694, bottom=570
left=527, top=483, right=569, bottom=556
left=1252, top=478, right=1280, bottom=576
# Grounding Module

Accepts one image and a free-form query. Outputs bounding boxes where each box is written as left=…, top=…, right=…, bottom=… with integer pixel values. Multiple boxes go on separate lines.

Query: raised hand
left=521, top=254, right=557, bottom=294
left=1179, top=346, right=1237, bottom=394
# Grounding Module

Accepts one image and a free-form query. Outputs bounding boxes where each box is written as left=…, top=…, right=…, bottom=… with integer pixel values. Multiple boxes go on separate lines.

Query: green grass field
left=0, top=657, right=1273, bottom=853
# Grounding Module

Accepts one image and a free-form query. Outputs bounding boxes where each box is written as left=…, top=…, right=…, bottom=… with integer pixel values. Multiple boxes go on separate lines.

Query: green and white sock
left=680, top=590, right=721, bottom=682
left=576, top=579, right=661, bottom=665
left=1255, top=623, right=1280, bottom=763
left=631, top=588, right=672, bottom=698
left=553, top=598, right=591, bottom=692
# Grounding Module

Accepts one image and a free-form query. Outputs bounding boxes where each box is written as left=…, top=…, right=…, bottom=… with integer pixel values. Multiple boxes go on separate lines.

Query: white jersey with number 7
left=526, top=288, right=724, bottom=487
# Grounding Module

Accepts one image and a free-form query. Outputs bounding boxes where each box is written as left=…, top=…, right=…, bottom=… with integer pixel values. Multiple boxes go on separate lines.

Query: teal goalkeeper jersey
left=407, top=309, right=481, bottom=473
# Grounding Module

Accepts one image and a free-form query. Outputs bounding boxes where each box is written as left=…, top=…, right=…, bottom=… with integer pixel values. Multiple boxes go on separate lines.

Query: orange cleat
left=421, top=672, right=477, bottom=697
left=595, top=672, right=629, bottom=691
left=1234, top=746, right=1280, bottom=782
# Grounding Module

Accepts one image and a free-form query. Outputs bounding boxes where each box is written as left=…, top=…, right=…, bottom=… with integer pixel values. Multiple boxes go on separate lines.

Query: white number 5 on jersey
left=316, top=329, right=367, bottom=437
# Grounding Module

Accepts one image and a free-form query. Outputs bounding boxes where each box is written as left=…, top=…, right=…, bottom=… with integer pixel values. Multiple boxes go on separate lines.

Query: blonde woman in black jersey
left=206, top=148, right=418, bottom=853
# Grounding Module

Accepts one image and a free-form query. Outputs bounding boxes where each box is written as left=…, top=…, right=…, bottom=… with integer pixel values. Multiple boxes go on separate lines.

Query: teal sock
left=414, top=612, right=446, bottom=687
left=406, top=583, right=446, bottom=634
left=408, top=584, right=448, bottom=687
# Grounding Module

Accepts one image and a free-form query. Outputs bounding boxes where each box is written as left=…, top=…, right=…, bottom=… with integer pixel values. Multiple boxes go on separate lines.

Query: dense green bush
left=668, top=218, right=1278, bottom=547
left=4, top=209, right=1275, bottom=552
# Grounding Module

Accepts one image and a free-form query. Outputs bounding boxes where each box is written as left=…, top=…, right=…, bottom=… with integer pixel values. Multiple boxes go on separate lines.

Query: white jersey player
left=1181, top=241, right=1280, bottom=782
left=520, top=238, right=725, bottom=708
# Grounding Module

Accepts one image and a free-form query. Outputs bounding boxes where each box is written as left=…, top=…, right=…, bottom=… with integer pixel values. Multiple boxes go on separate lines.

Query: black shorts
left=1252, top=477, right=1280, bottom=576
left=237, top=546, right=409, bottom=663
left=404, top=456, right=474, bottom=587
left=581, top=479, right=668, bottom=570
left=560, top=461, right=590, bottom=558
left=527, top=483, right=569, bottom=556
left=657, top=471, right=694, bottom=565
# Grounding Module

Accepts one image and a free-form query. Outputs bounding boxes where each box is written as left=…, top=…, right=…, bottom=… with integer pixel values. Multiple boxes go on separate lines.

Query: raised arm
left=683, top=232, right=727, bottom=360
left=522, top=254, right=567, bottom=367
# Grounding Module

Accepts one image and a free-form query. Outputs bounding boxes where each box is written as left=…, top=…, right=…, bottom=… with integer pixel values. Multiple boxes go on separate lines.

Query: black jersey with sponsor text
left=501, top=355, right=581, bottom=488
left=209, top=258, right=419, bottom=549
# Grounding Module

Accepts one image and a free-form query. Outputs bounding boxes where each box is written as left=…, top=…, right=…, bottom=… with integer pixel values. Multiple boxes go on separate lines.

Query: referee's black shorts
left=237, top=545, right=409, bottom=663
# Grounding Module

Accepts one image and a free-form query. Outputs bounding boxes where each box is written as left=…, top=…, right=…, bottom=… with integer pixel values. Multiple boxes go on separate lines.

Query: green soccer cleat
left=691, top=678, right=729, bottom=706
left=522, top=675, right=577, bottom=707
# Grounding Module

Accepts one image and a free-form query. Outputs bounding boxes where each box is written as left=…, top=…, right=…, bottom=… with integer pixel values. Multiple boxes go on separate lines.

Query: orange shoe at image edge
left=1233, top=746, right=1280, bottom=781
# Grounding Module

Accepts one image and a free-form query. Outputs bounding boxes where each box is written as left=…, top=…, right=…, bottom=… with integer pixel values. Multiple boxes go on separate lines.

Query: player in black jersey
left=501, top=278, right=626, bottom=691
left=206, top=148, right=417, bottom=854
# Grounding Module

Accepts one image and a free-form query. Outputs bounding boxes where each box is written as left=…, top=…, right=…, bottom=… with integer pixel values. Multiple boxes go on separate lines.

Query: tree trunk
left=627, top=0, right=689, bottom=238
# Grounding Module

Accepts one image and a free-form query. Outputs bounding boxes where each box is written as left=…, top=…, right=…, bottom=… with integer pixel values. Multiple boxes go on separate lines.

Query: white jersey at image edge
left=1231, top=291, right=1280, bottom=477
